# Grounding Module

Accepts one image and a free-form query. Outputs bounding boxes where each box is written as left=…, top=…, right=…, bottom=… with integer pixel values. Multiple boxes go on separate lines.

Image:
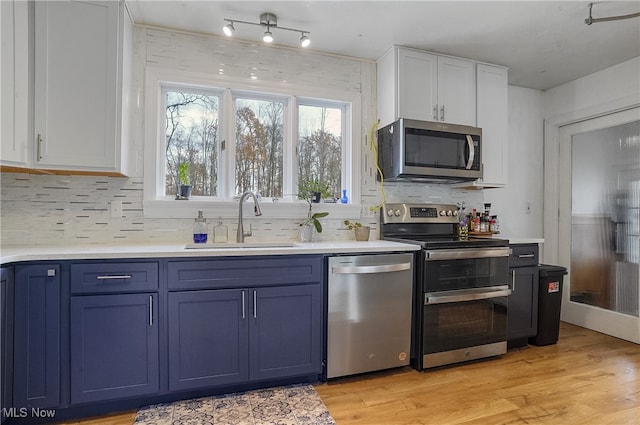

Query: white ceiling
left=126, top=1, right=640, bottom=91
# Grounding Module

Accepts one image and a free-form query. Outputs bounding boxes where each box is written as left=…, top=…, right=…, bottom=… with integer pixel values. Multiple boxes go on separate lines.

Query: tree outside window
left=298, top=104, right=343, bottom=200
left=164, top=90, right=219, bottom=197
left=235, top=97, right=284, bottom=198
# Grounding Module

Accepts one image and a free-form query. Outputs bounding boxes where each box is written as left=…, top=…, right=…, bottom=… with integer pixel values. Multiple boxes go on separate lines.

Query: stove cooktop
left=380, top=203, right=509, bottom=249
left=383, top=236, right=509, bottom=250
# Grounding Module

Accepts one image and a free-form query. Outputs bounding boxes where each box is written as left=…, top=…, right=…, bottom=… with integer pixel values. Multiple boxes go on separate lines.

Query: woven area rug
left=134, top=383, right=336, bottom=425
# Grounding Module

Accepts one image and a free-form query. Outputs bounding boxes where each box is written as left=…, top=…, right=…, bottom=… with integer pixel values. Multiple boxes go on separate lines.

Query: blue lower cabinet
left=168, top=290, right=249, bottom=391
left=70, top=293, right=159, bottom=404
left=13, top=265, right=60, bottom=410
left=168, top=284, right=322, bottom=392
left=250, top=285, right=322, bottom=380
left=1, top=267, right=14, bottom=424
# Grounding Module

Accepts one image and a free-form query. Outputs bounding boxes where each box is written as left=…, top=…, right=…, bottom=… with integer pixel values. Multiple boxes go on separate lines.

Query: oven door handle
left=424, top=286, right=512, bottom=305
left=425, top=247, right=510, bottom=261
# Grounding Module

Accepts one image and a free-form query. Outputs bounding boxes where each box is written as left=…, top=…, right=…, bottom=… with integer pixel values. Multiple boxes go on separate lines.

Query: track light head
left=300, top=33, right=310, bottom=47
left=263, top=29, right=274, bottom=43
left=223, top=21, right=235, bottom=37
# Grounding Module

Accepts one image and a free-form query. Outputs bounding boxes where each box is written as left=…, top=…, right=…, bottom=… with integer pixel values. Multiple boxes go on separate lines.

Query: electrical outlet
left=110, top=201, right=123, bottom=218
left=525, top=202, right=532, bottom=214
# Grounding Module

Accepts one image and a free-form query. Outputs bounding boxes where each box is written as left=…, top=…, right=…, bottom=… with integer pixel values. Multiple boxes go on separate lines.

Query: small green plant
left=298, top=179, right=331, bottom=201
left=178, top=163, right=190, bottom=186
left=300, top=204, right=329, bottom=233
left=343, top=220, right=362, bottom=230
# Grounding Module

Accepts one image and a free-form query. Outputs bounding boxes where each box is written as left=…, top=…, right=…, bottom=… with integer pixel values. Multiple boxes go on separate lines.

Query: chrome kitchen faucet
left=236, top=191, right=263, bottom=243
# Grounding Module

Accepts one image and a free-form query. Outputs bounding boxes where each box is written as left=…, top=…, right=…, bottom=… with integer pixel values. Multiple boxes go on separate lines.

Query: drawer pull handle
left=96, top=275, right=132, bottom=280
left=517, top=254, right=535, bottom=258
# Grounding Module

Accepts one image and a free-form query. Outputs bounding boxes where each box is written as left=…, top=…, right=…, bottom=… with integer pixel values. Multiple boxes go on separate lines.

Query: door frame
left=544, top=92, right=639, bottom=343
left=556, top=110, right=639, bottom=343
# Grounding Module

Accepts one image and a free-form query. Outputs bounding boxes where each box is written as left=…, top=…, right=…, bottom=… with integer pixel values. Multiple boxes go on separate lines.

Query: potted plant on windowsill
left=344, top=220, right=371, bottom=241
left=298, top=179, right=331, bottom=203
left=176, top=163, right=191, bottom=200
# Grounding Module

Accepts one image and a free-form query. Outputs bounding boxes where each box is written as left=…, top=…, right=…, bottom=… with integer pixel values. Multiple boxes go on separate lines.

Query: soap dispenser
left=213, top=217, right=228, bottom=243
left=193, top=210, right=208, bottom=244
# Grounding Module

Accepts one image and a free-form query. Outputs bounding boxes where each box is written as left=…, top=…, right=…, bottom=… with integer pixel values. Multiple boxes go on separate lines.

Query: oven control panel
left=381, top=203, right=459, bottom=224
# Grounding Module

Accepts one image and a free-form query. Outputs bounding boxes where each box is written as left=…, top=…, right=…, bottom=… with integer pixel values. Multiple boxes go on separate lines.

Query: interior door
left=558, top=108, right=640, bottom=343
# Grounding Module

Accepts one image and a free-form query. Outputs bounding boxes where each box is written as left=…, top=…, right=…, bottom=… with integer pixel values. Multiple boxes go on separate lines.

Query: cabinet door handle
left=149, top=295, right=153, bottom=327
left=241, top=290, right=246, bottom=319
left=433, top=105, right=438, bottom=121
left=37, top=133, right=44, bottom=160
left=96, top=275, right=132, bottom=280
left=440, top=105, right=445, bottom=121
left=518, top=254, right=535, bottom=258
left=511, top=269, right=516, bottom=292
left=253, top=290, right=257, bottom=319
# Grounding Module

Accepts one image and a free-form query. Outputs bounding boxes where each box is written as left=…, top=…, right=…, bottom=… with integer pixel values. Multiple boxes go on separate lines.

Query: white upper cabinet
left=378, top=46, right=509, bottom=189
left=33, top=0, right=132, bottom=175
left=377, top=46, right=475, bottom=127
left=436, top=56, right=476, bottom=127
left=396, top=49, right=437, bottom=123
left=1, top=0, right=30, bottom=168
left=475, top=64, right=508, bottom=187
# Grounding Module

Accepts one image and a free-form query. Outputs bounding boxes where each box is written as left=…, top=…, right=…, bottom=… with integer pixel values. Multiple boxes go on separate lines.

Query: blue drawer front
left=71, top=262, right=159, bottom=294
left=167, top=255, right=322, bottom=290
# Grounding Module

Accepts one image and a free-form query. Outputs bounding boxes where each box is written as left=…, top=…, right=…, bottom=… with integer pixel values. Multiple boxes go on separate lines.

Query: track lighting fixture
left=222, top=12, right=311, bottom=48
left=223, top=21, right=235, bottom=37
left=585, top=2, right=640, bottom=25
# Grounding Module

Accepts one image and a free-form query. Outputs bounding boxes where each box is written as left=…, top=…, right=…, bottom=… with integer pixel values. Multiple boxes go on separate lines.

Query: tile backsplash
left=0, top=172, right=482, bottom=246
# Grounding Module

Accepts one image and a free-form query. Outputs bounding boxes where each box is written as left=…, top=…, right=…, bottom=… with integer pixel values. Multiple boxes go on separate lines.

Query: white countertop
left=0, top=240, right=421, bottom=265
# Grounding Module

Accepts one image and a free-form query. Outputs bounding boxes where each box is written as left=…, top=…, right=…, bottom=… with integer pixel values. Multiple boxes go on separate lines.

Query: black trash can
left=529, top=264, right=568, bottom=346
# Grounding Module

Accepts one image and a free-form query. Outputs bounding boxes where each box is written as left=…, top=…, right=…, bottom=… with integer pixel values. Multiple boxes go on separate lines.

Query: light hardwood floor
left=57, top=322, right=639, bottom=425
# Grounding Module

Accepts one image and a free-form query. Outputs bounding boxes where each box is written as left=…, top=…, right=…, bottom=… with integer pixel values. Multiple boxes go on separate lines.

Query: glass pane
left=164, top=91, right=219, bottom=196
left=235, top=98, right=284, bottom=197
left=570, top=120, right=640, bottom=317
left=298, top=105, right=343, bottom=200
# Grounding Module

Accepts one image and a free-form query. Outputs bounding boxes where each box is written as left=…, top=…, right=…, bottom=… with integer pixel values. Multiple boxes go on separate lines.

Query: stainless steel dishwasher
left=327, top=253, right=414, bottom=378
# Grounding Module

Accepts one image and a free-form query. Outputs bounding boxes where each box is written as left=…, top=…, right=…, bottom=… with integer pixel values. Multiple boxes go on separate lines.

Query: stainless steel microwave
left=377, top=118, right=482, bottom=182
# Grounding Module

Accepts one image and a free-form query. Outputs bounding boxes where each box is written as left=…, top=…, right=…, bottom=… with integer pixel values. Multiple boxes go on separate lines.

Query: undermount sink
left=185, top=242, right=299, bottom=249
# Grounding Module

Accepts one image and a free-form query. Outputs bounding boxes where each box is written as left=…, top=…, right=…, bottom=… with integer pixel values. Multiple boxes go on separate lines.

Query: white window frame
left=296, top=97, right=352, bottom=202
left=161, top=83, right=225, bottom=199
left=143, top=66, right=361, bottom=219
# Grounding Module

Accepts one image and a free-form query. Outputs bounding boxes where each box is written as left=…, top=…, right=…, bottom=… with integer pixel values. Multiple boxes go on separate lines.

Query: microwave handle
left=465, top=135, right=475, bottom=170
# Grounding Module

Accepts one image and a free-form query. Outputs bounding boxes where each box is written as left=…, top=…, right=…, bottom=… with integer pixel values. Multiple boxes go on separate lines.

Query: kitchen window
left=143, top=68, right=360, bottom=218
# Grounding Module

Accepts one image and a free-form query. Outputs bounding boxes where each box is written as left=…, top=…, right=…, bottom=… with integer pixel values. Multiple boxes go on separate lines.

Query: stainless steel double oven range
left=381, top=203, right=511, bottom=370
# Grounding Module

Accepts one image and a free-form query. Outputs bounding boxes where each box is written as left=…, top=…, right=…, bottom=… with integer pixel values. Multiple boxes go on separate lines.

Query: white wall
left=543, top=57, right=640, bottom=121
left=483, top=86, right=543, bottom=238
left=6, top=25, right=633, bottom=248
left=0, top=26, right=485, bottom=246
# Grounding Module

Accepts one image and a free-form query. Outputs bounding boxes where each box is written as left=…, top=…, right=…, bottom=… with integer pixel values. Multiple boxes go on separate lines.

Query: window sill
left=143, top=199, right=363, bottom=220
